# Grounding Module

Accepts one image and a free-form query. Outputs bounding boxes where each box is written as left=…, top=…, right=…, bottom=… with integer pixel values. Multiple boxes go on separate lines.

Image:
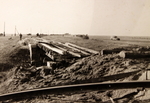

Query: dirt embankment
left=2, top=45, right=150, bottom=92
left=0, top=37, right=33, bottom=94
left=1, top=37, right=150, bottom=102
left=2, top=52, right=150, bottom=102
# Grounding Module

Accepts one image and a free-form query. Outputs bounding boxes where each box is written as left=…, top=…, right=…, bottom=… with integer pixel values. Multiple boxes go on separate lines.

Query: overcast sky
left=0, top=0, right=150, bottom=36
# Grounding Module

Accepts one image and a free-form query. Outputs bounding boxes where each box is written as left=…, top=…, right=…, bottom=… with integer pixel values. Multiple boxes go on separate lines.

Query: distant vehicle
left=27, top=33, right=32, bottom=36
left=110, top=36, right=120, bottom=40
left=75, top=34, right=89, bottom=39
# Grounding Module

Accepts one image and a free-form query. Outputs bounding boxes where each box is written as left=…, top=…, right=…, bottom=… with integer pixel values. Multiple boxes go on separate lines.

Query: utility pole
left=14, top=26, right=16, bottom=36
left=4, top=22, right=5, bottom=36
left=15, top=26, right=19, bottom=35
left=40, top=29, right=42, bottom=34
left=30, top=28, right=32, bottom=34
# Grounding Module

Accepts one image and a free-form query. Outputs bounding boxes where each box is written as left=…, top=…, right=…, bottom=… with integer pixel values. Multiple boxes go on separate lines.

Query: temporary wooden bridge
left=29, top=40, right=99, bottom=62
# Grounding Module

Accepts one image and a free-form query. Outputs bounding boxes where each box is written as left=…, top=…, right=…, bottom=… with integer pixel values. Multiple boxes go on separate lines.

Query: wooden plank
left=53, top=44, right=81, bottom=57
left=55, top=42, right=88, bottom=57
left=63, top=44, right=90, bottom=56
left=65, top=42, right=99, bottom=54
left=1, top=81, right=150, bottom=101
left=53, top=45, right=67, bottom=52
left=67, top=51, right=81, bottom=57
left=38, top=43, right=65, bottom=55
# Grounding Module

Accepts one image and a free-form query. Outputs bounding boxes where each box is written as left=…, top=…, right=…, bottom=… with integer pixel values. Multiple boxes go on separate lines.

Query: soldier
left=19, top=33, right=22, bottom=40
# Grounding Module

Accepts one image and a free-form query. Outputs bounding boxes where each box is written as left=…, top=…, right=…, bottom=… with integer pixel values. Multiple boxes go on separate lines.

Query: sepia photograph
left=0, top=0, right=150, bottom=102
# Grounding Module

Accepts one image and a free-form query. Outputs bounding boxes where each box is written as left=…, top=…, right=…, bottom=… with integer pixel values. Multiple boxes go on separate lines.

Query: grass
left=42, top=35, right=150, bottom=51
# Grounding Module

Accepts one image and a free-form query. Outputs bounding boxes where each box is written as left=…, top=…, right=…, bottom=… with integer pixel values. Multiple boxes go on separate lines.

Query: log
left=54, top=45, right=67, bottom=51
left=38, top=43, right=65, bottom=55
left=54, top=44, right=81, bottom=57
left=65, top=42, right=99, bottom=54
left=57, top=42, right=90, bottom=55
left=119, top=51, right=150, bottom=58
left=101, top=49, right=121, bottom=55
left=67, top=51, right=81, bottom=57
left=56, top=42, right=90, bottom=56
left=63, top=44, right=90, bottom=56
left=49, top=42, right=81, bottom=57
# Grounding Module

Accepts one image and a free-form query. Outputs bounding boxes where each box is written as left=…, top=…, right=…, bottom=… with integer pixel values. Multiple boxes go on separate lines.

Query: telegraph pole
left=4, top=22, right=5, bottom=36
left=14, top=26, right=16, bottom=36
left=30, top=28, right=32, bottom=34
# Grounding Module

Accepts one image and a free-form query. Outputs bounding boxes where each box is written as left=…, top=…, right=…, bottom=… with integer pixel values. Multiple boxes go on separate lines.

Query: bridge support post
left=28, top=43, right=32, bottom=64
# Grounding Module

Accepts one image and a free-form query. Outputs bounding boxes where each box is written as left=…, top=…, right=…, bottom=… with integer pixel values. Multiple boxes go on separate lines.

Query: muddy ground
left=0, top=35, right=150, bottom=103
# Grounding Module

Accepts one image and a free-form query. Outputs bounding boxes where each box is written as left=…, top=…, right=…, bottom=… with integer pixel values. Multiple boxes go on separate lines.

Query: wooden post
left=28, top=43, right=32, bottom=64
left=4, top=22, right=5, bottom=36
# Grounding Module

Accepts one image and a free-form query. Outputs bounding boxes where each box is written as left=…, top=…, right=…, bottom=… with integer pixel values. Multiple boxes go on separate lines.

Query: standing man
left=20, top=33, right=22, bottom=40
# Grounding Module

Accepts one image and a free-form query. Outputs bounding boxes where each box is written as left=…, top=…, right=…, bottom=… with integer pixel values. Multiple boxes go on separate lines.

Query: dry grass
left=42, top=35, right=150, bottom=51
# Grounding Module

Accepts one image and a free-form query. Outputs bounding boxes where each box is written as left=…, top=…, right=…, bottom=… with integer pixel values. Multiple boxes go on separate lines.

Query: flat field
left=43, top=35, right=150, bottom=50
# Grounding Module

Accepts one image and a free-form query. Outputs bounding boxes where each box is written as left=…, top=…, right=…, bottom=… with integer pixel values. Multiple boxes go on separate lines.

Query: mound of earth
left=1, top=38, right=150, bottom=102
left=1, top=46, right=150, bottom=93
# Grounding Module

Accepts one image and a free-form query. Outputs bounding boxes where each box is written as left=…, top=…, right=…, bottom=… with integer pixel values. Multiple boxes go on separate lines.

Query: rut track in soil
left=0, top=80, right=150, bottom=101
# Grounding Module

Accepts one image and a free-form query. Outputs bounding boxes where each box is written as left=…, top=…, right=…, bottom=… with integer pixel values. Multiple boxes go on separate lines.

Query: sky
left=0, top=0, right=150, bottom=36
